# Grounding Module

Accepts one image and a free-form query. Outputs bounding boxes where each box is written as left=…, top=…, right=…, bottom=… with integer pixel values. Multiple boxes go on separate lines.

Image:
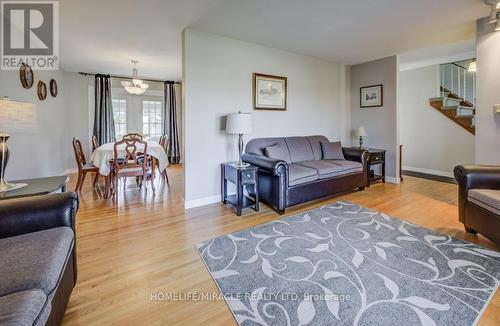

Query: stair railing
left=439, top=62, right=475, bottom=106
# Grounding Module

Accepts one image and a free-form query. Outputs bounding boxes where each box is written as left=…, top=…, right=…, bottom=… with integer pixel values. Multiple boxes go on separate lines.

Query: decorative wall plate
left=37, top=81, right=47, bottom=101
left=20, top=63, right=34, bottom=89
left=50, top=79, right=58, bottom=97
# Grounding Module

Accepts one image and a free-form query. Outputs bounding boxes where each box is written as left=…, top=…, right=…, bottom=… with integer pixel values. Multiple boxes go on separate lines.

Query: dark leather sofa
left=242, top=135, right=369, bottom=214
left=454, top=165, right=500, bottom=246
left=0, top=193, right=79, bottom=325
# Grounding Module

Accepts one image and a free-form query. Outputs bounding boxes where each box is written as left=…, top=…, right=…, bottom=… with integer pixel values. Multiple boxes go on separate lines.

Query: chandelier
left=121, top=60, right=149, bottom=95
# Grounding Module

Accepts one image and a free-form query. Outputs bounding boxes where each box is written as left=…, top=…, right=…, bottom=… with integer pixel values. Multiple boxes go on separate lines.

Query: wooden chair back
left=72, top=138, right=86, bottom=170
left=113, top=139, right=148, bottom=176
left=159, top=135, right=168, bottom=153
left=122, top=133, right=143, bottom=141
left=92, top=135, right=99, bottom=152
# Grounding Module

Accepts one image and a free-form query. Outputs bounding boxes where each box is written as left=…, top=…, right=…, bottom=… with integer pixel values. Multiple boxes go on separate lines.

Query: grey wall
left=399, top=65, right=475, bottom=176
left=350, top=56, right=399, bottom=181
left=475, top=18, right=500, bottom=164
left=0, top=69, right=89, bottom=180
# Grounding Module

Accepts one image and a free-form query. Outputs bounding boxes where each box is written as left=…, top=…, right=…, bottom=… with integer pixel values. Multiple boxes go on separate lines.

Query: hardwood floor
left=62, top=165, right=499, bottom=325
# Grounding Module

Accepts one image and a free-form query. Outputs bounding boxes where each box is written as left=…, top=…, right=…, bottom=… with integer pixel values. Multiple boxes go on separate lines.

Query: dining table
left=91, top=141, right=169, bottom=176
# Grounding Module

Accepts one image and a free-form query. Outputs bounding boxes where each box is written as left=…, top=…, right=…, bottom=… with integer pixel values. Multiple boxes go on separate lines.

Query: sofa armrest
left=242, top=153, right=288, bottom=176
left=454, top=165, right=500, bottom=192
left=343, top=147, right=369, bottom=165
left=0, top=192, right=79, bottom=239
left=454, top=165, right=500, bottom=224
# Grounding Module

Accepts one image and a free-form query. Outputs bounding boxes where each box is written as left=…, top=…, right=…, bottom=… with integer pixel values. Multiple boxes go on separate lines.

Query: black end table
left=0, top=176, right=69, bottom=200
left=221, top=163, right=259, bottom=216
left=363, top=148, right=386, bottom=186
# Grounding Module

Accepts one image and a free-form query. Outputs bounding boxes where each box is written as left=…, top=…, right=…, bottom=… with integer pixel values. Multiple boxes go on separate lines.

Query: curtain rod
left=78, top=72, right=181, bottom=84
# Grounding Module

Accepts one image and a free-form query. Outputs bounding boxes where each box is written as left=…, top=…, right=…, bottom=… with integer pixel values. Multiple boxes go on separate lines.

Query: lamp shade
left=0, top=98, right=38, bottom=133
left=226, top=112, right=252, bottom=134
left=354, top=127, right=367, bottom=137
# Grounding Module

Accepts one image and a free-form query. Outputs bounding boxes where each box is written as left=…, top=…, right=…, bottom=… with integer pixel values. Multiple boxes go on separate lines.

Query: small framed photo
left=253, top=73, right=287, bottom=110
left=360, top=84, right=383, bottom=108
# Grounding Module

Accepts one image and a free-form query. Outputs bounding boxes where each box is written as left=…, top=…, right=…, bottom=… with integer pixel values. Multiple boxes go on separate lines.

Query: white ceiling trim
left=399, top=40, right=476, bottom=71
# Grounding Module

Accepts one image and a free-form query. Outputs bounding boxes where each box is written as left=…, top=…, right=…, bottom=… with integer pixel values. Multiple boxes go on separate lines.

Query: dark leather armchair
left=0, top=193, right=79, bottom=325
left=454, top=165, right=500, bottom=246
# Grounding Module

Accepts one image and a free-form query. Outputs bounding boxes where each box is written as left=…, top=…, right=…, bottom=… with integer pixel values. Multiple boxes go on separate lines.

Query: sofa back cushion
left=264, top=143, right=291, bottom=164
left=306, top=135, right=329, bottom=160
left=245, top=135, right=330, bottom=163
left=321, top=141, right=345, bottom=160
left=246, top=137, right=292, bottom=163
left=283, top=137, right=315, bottom=163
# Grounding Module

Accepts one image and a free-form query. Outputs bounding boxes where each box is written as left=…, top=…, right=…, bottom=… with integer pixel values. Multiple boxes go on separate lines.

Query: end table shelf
left=224, top=194, right=257, bottom=209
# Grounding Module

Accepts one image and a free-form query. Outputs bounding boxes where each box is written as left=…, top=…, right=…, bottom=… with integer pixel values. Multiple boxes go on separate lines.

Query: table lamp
left=226, top=112, right=252, bottom=167
left=355, top=127, right=367, bottom=148
left=0, top=97, right=38, bottom=192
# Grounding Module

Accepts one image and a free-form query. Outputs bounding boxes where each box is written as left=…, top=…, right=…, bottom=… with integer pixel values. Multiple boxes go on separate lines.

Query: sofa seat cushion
left=296, top=160, right=344, bottom=179
left=468, top=189, right=500, bottom=216
left=288, top=164, right=318, bottom=186
left=324, top=160, right=363, bottom=174
left=0, top=289, right=50, bottom=326
left=0, top=227, right=74, bottom=297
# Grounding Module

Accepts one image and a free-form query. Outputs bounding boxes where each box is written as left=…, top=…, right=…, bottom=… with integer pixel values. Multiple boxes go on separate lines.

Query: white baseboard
left=385, top=176, right=401, bottom=184
left=185, top=195, right=221, bottom=210
left=64, top=168, right=78, bottom=175
left=185, top=192, right=238, bottom=210
left=402, top=166, right=453, bottom=178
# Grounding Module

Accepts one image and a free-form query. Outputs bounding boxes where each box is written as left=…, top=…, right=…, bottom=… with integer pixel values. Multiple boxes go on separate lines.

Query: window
left=142, top=100, right=162, bottom=141
left=112, top=99, right=127, bottom=139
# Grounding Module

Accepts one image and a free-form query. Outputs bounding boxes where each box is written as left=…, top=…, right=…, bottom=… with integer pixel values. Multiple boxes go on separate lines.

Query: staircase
left=428, top=61, right=475, bottom=135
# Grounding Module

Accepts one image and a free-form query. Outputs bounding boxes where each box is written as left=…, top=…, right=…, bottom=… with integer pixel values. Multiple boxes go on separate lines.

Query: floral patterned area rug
left=196, top=201, right=500, bottom=326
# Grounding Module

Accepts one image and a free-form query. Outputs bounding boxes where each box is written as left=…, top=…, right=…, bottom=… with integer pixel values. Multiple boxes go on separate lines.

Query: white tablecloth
left=91, top=141, right=169, bottom=176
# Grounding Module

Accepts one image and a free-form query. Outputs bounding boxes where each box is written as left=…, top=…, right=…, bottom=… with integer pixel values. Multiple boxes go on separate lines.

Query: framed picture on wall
left=360, top=84, right=383, bottom=108
left=253, top=73, right=287, bottom=110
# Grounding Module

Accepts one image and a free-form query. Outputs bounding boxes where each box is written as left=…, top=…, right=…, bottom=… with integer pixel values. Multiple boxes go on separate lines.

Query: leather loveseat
left=454, top=165, right=500, bottom=246
left=242, top=135, right=369, bottom=214
left=0, top=193, right=79, bottom=325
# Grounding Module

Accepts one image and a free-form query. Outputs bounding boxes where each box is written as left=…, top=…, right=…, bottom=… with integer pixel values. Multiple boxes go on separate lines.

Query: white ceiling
left=60, top=0, right=490, bottom=80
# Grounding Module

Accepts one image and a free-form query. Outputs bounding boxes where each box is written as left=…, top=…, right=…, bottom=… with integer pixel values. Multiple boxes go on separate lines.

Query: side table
left=364, top=148, right=386, bottom=186
left=0, top=176, right=69, bottom=200
left=221, top=163, right=259, bottom=216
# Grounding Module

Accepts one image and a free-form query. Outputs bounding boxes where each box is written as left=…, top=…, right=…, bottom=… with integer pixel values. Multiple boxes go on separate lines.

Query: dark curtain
left=93, top=74, right=116, bottom=145
left=163, top=81, right=181, bottom=164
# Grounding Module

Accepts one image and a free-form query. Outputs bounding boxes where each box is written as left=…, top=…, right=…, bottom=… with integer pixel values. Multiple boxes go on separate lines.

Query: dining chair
left=90, top=135, right=101, bottom=186
left=72, top=138, right=99, bottom=191
left=122, top=133, right=143, bottom=141
left=92, top=135, right=99, bottom=152
left=159, top=135, right=169, bottom=184
left=112, top=138, right=155, bottom=197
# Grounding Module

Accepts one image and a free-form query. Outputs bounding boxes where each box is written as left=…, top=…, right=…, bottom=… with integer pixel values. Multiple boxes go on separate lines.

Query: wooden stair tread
left=429, top=100, right=475, bottom=135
